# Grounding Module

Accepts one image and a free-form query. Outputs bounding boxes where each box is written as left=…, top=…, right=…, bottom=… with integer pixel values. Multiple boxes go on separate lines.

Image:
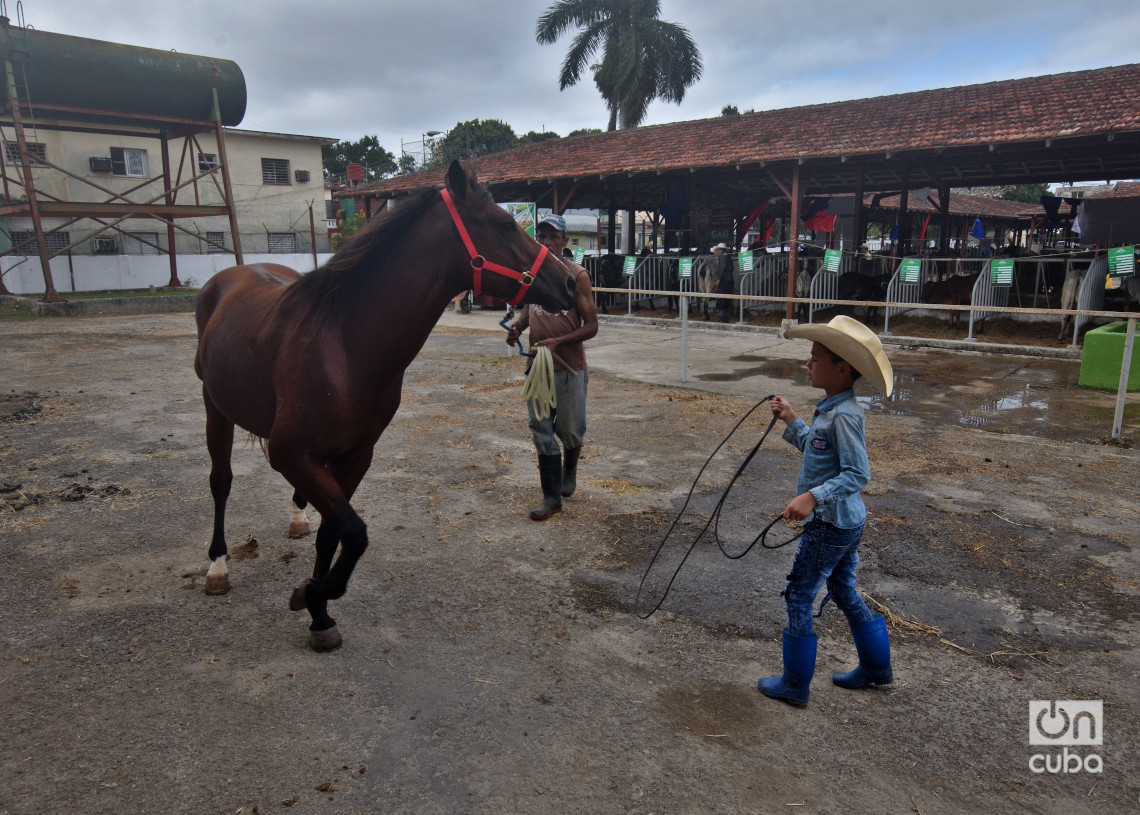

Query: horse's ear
left=446, top=160, right=477, bottom=202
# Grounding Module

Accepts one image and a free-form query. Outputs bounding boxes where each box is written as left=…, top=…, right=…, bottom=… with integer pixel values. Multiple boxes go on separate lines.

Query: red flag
left=738, top=201, right=771, bottom=244
left=803, top=211, right=837, bottom=232
left=918, top=213, right=931, bottom=240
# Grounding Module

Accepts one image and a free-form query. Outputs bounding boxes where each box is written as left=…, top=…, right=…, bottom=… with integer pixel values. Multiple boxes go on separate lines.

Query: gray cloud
left=20, top=0, right=1140, bottom=161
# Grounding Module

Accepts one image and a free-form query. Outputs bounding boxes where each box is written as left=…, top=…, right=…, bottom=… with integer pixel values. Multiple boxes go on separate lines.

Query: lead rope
left=522, top=346, right=556, bottom=420
left=633, top=396, right=803, bottom=619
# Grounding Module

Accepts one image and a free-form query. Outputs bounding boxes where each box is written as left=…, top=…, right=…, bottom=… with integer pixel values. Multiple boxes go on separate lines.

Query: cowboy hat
left=713, top=242, right=728, bottom=251
left=784, top=315, right=894, bottom=396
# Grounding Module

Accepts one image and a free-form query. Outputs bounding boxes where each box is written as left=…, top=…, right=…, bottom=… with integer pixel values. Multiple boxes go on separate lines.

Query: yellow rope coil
left=522, top=346, right=557, bottom=420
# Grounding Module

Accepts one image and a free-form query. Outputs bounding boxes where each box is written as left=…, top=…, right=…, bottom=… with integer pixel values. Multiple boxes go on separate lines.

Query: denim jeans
left=783, top=520, right=873, bottom=637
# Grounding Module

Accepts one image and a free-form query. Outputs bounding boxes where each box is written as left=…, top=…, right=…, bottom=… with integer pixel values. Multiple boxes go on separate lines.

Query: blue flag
left=971, top=217, right=985, bottom=240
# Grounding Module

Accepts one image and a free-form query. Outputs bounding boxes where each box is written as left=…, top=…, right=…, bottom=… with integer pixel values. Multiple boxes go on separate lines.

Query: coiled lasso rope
left=521, top=345, right=557, bottom=419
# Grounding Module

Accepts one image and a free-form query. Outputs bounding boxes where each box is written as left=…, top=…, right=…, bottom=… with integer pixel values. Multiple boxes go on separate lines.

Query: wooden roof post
left=938, top=182, right=951, bottom=255
left=897, top=164, right=911, bottom=255
left=785, top=164, right=801, bottom=321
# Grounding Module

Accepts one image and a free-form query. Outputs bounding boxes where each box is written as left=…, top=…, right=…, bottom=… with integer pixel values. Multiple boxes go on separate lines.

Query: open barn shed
left=341, top=63, right=1140, bottom=317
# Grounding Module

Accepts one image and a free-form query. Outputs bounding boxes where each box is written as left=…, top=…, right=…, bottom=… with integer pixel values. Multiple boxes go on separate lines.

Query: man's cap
left=537, top=214, right=567, bottom=233
left=713, top=242, right=728, bottom=251
left=783, top=315, right=894, bottom=396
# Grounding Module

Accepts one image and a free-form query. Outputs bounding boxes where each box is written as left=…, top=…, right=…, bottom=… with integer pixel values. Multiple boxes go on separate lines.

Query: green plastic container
left=1079, top=321, right=1140, bottom=391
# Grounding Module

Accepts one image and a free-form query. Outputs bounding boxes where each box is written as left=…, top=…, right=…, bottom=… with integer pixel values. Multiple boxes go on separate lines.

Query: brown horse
left=194, top=161, right=577, bottom=650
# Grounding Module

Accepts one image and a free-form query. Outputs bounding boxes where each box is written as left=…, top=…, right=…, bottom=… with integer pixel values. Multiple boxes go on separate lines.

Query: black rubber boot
left=529, top=453, right=563, bottom=521
left=561, top=446, right=581, bottom=497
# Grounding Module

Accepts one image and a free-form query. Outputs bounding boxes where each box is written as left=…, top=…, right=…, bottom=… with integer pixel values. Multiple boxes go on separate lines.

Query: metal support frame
left=0, top=78, right=244, bottom=296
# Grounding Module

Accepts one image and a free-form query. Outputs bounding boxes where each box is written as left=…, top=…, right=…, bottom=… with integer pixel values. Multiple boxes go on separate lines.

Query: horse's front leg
left=287, top=514, right=342, bottom=648
left=275, top=448, right=373, bottom=651
left=203, top=393, right=235, bottom=595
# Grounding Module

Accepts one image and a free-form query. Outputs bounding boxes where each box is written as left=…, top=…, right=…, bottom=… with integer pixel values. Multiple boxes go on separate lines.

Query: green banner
left=990, top=258, right=1013, bottom=287
left=738, top=250, right=754, bottom=272
left=899, top=258, right=922, bottom=284
left=573, top=247, right=585, bottom=263
left=502, top=203, right=536, bottom=237
left=623, top=255, right=637, bottom=276
left=822, top=249, right=842, bottom=273
left=679, top=257, right=693, bottom=278
left=1108, top=246, right=1136, bottom=277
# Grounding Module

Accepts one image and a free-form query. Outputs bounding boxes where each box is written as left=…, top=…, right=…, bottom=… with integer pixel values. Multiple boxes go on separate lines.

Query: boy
left=758, top=315, right=895, bottom=707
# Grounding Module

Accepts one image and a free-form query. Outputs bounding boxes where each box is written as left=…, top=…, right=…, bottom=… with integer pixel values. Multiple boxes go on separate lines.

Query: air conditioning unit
left=90, top=237, right=118, bottom=254
left=294, top=169, right=310, bottom=182
left=89, top=156, right=114, bottom=172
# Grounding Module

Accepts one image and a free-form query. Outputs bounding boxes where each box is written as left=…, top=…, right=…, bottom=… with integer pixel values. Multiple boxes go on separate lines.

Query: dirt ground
left=1, top=313, right=1138, bottom=815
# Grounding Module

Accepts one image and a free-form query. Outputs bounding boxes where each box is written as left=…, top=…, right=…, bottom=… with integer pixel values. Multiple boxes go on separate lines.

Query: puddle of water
left=704, top=350, right=1136, bottom=442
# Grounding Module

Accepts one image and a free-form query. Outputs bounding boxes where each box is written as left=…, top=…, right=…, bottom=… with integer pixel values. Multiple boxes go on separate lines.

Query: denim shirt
left=781, top=389, right=870, bottom=529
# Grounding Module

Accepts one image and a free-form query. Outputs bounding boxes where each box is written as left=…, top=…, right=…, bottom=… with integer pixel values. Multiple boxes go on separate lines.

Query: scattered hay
left=585, top=477, right=652, bottom=496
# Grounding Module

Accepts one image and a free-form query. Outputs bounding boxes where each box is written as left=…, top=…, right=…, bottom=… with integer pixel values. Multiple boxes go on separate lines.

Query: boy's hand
left=770, top=396, right=797, bottom=424
left=783, top=491, right=817, bottom=521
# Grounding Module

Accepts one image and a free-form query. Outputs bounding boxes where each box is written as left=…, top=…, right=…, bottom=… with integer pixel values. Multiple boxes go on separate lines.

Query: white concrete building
left=1, top=126, right=336, bottom=295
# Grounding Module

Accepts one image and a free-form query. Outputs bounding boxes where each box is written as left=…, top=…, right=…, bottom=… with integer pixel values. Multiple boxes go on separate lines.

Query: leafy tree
left=321, top=135, right=396, bottom=180
left=1001, top=183, right=1051, bottom=204
left=331, top=209, right=366, bottom=251
left=722, top=104, right=740, bottom=116
left=519, top=130, right=562, bottom=145
left=396, top=152, right=419, bottom=175
left=435, top=119, right=520, bottom=163
left=568, top=127, right=603, bottom=137
left=535, top=0, right=703, bottom=131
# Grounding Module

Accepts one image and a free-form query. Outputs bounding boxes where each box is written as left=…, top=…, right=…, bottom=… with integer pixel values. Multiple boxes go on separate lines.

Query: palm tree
left=536, top=0, right=703, bottom=131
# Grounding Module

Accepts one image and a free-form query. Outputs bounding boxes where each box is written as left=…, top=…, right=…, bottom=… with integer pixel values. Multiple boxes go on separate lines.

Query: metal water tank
left=0, top=22, right=246, bottom=126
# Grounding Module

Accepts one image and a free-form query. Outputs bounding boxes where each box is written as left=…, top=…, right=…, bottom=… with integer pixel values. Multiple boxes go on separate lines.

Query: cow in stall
left=652, top=261, right=681, bottom=316
left=592, top=253, right=625, bottom=315
left=1125, top=276, right=1140, bottom=311
left=692, top=254, right=719, bottom=320
left=1057, top=264, right=1084, bottom=342
left=836, top=271, right=892, bottom=325
left=921, top=273, right=980, bottom=332
left=794, top=267, right=814, bottom=323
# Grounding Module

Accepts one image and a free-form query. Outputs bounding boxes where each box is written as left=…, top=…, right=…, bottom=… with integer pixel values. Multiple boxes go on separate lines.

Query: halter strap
left=440, top=188, right=550, bottom=307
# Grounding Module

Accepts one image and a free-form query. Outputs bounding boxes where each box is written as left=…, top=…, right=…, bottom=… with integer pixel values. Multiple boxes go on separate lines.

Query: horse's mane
left=287, top=185, right=444, bottom=316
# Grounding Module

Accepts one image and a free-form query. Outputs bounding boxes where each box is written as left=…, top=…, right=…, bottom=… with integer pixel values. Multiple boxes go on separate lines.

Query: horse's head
left=443, top=161, right=576, bottom=312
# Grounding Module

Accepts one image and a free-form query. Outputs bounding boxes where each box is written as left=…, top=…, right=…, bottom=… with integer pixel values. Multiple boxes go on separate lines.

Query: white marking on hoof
left=204, top=556, right=230, bottom=595
left=288, top=505, right=310, bottom=538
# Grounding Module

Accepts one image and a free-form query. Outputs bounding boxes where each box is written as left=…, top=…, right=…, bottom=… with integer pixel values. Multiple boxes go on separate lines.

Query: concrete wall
left=2, top=126, right=332, bottom=256
left=2, top=253, right=334, bottom=294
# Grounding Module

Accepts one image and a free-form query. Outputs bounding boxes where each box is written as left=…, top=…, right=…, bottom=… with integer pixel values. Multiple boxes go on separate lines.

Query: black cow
left=836, top=272, right=892, bottom=325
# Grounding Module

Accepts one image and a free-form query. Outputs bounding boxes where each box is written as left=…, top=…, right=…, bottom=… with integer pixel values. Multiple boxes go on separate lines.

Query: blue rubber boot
left=757, top=630, right=817, bottom=707
left=833, top=613, right=893, bottom=689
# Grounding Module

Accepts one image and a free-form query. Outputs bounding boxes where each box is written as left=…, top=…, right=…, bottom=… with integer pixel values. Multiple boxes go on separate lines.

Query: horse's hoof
left=288, top=519, right=311, bottom=538
left=204, top=574, right=231, bottom=595
left=310, top=625, right=342, bottom=652
left=288, top=581, right=312, bottom=611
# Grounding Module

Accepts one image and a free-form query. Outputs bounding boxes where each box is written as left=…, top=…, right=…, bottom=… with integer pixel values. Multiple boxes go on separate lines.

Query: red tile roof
left=347, top=63, right=1140, bottom=199
left=1089, top=181, right=1140, bottom=198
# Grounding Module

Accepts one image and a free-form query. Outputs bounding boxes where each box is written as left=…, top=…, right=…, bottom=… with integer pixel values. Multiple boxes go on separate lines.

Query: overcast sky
left=18, top=0, right=1140, bottom=163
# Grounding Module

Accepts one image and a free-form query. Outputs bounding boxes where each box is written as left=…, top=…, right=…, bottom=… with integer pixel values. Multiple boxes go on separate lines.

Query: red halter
left=440, top=188, right=549, bottom=307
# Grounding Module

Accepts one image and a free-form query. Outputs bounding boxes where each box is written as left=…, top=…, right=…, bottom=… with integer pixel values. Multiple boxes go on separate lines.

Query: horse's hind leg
left=203, top=392, right=234, bottom=595
left=288, top=490, right=311, bottom=538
